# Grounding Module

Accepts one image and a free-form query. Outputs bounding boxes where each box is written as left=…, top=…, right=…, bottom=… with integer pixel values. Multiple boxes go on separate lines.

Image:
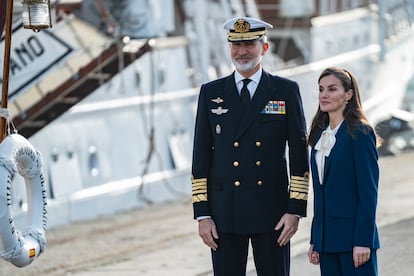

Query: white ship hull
left=8, top=0, right=414, bottom=229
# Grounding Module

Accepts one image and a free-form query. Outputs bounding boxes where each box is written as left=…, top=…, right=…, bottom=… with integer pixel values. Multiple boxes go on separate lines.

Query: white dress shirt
left=234, top=69, right=262, bottom=98
left=314, top=121, right=343, bottom=184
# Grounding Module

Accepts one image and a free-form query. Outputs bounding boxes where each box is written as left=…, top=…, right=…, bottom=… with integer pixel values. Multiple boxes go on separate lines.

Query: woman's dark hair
left=308, top=67, right=382, bottom=147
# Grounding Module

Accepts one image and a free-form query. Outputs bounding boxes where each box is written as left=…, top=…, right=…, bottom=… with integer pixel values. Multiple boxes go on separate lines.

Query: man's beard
left=232, top=55, right=262, bottom=73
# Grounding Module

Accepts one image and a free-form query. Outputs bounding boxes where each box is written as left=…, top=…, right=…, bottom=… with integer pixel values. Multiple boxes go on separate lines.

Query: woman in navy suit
left=307, top=67, right=381, bottom=276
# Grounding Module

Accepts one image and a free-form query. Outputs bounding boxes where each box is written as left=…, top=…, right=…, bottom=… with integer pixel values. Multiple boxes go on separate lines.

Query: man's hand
left=198, top=218, right=219, bottom=251
left=275, top=213, right=299, bottom=246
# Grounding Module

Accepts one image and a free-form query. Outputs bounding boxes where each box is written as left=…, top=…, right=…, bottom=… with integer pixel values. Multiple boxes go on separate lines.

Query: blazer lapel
left=323, top=123, right=347, bottom=182
left=224, top=73, right=245, bottom=110
left=235, top=71, right=274, bottom=139
left=310, top=146, right=322, bottom=186
left=311, top=130, right=323, bottom=186
left=220, top=74, right=246, bottom=125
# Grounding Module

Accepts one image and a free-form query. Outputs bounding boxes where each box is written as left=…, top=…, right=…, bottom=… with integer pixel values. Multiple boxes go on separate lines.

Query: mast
left=0, top=0, right=13, bottom=142
left=378, top=0, right=386, bottom=62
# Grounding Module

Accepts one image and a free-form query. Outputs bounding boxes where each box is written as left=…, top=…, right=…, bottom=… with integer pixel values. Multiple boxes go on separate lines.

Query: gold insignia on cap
left=234, top=19, right=250, bottom=33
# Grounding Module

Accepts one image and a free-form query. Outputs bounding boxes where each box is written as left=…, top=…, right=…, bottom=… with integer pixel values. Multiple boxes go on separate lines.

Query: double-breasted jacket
left=191, top=70, right=309, bottom=234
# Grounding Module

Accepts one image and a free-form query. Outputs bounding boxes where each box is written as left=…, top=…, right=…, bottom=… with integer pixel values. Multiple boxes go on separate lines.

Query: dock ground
left=0, top=150, right=413, bottom=276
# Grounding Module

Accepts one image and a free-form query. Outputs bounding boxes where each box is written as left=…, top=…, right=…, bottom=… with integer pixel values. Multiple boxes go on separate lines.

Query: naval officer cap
left=223, top=17, right=273, bottom=42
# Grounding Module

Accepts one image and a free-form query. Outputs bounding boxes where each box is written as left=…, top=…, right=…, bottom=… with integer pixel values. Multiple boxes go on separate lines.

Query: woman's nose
left=319, top=90, right=328, bottom=97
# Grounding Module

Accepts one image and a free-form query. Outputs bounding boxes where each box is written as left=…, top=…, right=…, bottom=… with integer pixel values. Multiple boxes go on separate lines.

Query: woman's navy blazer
left=310, top=122, right=380, bottom=252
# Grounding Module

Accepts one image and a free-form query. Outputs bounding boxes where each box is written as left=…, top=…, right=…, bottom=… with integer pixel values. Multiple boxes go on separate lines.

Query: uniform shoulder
left=265, top=71, right=298, bottom=85
left=201, top=75, right=230, bottom=89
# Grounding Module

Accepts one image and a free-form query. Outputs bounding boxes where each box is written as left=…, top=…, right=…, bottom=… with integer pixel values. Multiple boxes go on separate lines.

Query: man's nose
left=238, top=47, right=249, bottom=54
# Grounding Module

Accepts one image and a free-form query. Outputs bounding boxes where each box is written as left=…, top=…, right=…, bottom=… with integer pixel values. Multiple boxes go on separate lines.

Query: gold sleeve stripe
left=290, top=176, right=309, bottom=183
left=290, top=187, right=308, bottom=193
left=289, top=174, right=309, bottom=200
left=192, top=177, right=208, bottom=203
left=290, top=182, right=308, bottom=189
left=290, top=181, right=308, bottom=187
left=192, top=179, right=207, bottom=193
left=290, top=183, right=309, bottom=190
left=192, top=182, right=207, bottom=188
left=192, top=194, right=208, bottom=203
left=192, top=188, right=207, bottom=194
left=192, top=183, right=207, bottom=188
left=291, top=178, right=308, bottom=184
left=290, top=191, right=308, bottom=200
left=192, top=177, right=207, bottom=184
left=290, top=176, right=309, bottom=187
left=291, top=175, right=307, bottom=181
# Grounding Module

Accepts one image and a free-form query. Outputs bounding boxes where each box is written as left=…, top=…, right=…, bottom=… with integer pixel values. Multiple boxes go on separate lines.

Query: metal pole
left=378, top=0, right=386, bottom=62
left=0, top=0, right=13, bottom=142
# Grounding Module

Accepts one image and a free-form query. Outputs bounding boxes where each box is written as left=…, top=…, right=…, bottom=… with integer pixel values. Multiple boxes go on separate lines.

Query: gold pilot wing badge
left=211, top=97, right=224, bottom=104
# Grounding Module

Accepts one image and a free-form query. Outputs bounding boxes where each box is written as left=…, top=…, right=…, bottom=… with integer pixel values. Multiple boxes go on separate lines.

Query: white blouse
left=314, top=121, right=343, bottom=184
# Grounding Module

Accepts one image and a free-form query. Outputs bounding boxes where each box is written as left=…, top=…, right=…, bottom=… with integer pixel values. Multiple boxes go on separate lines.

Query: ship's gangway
left=3, top=15, right=156, bottom=138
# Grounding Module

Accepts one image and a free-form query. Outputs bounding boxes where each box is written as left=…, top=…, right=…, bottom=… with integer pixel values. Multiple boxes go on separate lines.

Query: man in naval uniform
left=191, top=16, right=309, bottom=276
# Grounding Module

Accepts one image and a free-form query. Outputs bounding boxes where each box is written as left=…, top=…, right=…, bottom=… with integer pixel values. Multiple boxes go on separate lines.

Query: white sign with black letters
left=0, top=21, right=73, bottom=99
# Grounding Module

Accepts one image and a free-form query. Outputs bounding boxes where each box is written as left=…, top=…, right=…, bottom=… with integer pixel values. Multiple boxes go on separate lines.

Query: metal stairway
left=6, top=15, right=152, bottom=138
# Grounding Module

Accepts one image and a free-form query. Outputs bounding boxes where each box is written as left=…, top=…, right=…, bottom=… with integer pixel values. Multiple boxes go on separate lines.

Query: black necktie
left=241, top=79, right=251, bottom=109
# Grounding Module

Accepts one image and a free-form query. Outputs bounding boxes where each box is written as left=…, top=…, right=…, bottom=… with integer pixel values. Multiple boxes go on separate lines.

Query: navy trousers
left=211, top=232, right=290, bottom=276
left=319, top=250, right=378, bottom=276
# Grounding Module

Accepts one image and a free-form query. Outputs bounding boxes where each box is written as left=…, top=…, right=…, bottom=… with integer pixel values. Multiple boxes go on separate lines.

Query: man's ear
left=262, top=42, right=269, bottom=54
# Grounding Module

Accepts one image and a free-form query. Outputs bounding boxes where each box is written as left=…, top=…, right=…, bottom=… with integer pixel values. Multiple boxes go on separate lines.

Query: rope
left=0, top=108, right=17, bottom=135
left=0, top=149, right=43, bottom=178
left=0, top=163, right=20, bottom=261
left=23, top=227, right=46, bottom=254
left=0, top=228, right=46, bottom=261
left=0, top=156, right=17, bottom=175
left=17, top=151, right=43, bottom=179
left=0, top=108, right=9, bottom=118
left=0, top=231, right=24, bottom=261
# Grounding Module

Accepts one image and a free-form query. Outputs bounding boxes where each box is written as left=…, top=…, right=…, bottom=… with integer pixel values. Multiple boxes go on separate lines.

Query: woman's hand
left=353, top=246, right=371, bottom=268
left=308, top=244, right=320, bottom=265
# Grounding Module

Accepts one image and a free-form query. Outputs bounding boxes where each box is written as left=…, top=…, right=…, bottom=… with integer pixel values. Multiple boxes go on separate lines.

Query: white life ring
left=0, top=134, right=47, bottom=267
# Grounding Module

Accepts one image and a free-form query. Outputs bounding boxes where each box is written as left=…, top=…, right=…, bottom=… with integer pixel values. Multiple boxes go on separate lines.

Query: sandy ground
left=0, top=198, right=196, bottom=275
left=0, top=150, right=413, bottom=276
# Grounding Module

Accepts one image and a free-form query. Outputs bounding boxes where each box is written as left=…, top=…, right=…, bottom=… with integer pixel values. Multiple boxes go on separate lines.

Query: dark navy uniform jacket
left=310, top=123, right=380, bottom=252
left=191, top=70, right=309, bottom=234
